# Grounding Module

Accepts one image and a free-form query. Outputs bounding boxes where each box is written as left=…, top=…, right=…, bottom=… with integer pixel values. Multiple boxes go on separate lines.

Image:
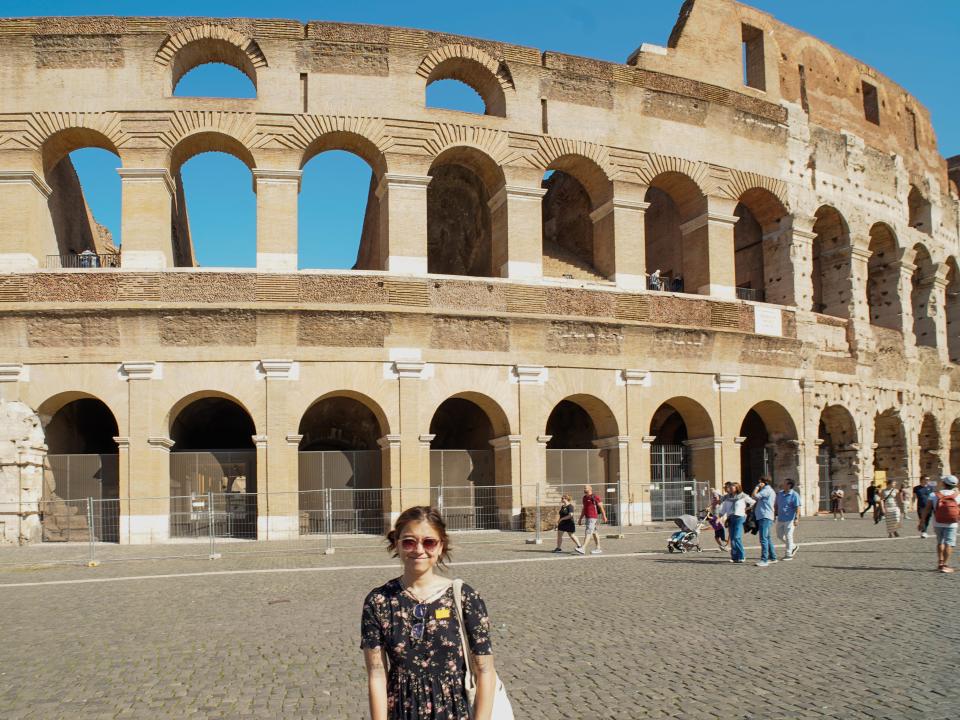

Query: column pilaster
left=119, top=168, right=175, bottom=270
left=488, top=184, right=546, bottom=279
left=679, top=197, right=738, bottom=298
left=253, top=169, right=302, bottom=272
left=0, top=168, right=54, bottom=270
left=377, top=173, right=431, bottom=274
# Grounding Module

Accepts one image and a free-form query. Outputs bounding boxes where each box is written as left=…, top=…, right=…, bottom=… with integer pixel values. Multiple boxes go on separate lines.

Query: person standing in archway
left=577, top=485, right=607, bottom=555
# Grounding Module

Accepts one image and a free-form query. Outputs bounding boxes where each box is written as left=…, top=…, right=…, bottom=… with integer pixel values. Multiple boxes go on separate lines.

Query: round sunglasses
left=400, top=537, right=441, bottom=553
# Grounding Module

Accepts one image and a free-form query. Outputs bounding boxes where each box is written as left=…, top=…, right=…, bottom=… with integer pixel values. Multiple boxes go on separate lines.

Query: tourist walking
left=706, top=511, right=727, bottom=551
left=577, top=484, right=607, bottom=554
left=898, top=483, right=912, bottom=520
left=775, top=479, right=802, bottom=559
left=718, top=482, right=755, bottom=564
left=751, top=476, right=778, bottom=567
left=913, top=477, right=936, bottom=538
left=860, top=482, right=879, bottom=519
left=919, top=475, right=959, bottom=573
left=361, top=506, right=498, bottom=719
left=830, top=487, right=845, bottom=520
left=553, top=494, right=583, bottom=554
left=880, top=480, right=902, bottom=537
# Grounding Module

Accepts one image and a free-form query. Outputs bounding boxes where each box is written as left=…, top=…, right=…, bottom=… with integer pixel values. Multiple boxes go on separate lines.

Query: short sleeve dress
left=557, top=503, right=576, bottom=533
left=360, top=578, right=493, bottom=720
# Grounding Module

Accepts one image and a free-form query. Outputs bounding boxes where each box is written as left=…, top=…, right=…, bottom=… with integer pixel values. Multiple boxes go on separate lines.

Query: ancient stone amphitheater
left=1, top=0, right=958, bottom=545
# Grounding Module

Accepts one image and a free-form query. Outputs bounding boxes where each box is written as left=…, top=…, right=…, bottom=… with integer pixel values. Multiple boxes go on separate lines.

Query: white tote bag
left=452, top=579, right=514, bottom=720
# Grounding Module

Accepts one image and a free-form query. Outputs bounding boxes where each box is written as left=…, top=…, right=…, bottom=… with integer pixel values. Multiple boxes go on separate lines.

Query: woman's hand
left=363, top=648, right=389, bottom=720
left=471, top=654, right=497, bottom=720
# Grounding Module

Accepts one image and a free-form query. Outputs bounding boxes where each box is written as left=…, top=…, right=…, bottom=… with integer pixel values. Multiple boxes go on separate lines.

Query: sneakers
left=942, top=567, right=956, bottom=574
left=921, top=532, right=928, bottom=539
left=551, top=547, right=563, bottom=553
left=733, top=559, right=746, bottom=564
left=768, top=558, right=779, bottom=564
left=782, top=554, right=793, bottom=561
left=590, top=548, right=603, bottom=555
left=574, top=547, right=585, bottom=555
left=756, top=561, right=769, bottom=567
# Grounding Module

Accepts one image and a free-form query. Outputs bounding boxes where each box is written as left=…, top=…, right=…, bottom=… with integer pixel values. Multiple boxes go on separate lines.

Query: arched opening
left=945, top=258, right=960, bottom=362
left=541, top=156, right=612, bottom=281
left=427, top=147, right=504, bottom=277
left=733, top=188, right=788, bottom=303
left=911, top=244, right=937, bottom=348
left=297, top=395, right=385, bottom=535
left=866, top=223, right=902, bottom=330
left=950, top=419, right=960, bottom=475
left=648, top=398, right=715, bottom=520
left=173, top=61, right=256, bottom=98
left=738, top=401, right=798, bottom=495
left=426, top=79, right=487, bottom=115
left=817, top=405, right=859, bottom=512
left=643, top=172, right=707, bottom=294
left=545, top=397, right=620, bottom=523
left=171, top=133, right=256, bottom=267
left=41, top=130, right=122, bottom=269
left=170, top=39, right=258, bottom=97
left=919, top=414, right=942, bottom=480
left=908, top=185, right=932, bottom=235
left=299, top=150, right=376, bottom=269
left=873, top=409, right=907, bottom=486
left=811, top=205, right=852, bottom=317
left=169, top=396, right=257, bottom=538
left=40, top=397, right=119, bottom=542
left=429, top=397, right=506, bottom=530
left=423, top=57, right=506, bottom=117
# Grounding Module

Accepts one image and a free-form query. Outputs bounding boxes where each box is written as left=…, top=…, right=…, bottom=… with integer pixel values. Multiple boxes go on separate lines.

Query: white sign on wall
left=754, top=306, right=783, bottom=337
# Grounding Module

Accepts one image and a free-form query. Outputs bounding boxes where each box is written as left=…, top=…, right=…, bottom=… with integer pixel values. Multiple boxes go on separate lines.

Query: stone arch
left=427, top=145, right=505, bottom=277
left=866, top=222, right=902, bottom=330
left=945, top=257, right=960, bottom=361
left=817, top=404, right=859, bottom=512
left=541, top=154, right=613, bottom=280
left=919, top=413, right=943, bottom=480
left=165, top=389, right=257, bottom=438
left=156, top=25, right=267, bottom=93
left=911, top=242, right=937, bottom=348
left=299, top=130, right=388, bottom=177
left=908, top=185, right=932, bottom=235
left=648, top=397, right=716, bottom=486
left=739, top=400, right=798, bottom=494
left=950, top=418, right=960, bottom=475
left=810, top=205, right=852, bottom=317
left=169, top=130, right=257, bottom=175
left=733, top=187, right=789, bottom=302
left=298, top=390, right=390, bottom=443
left=546, top=393, right=619, bottom=443
left=417, top=44, right=512, bottom=117
left=41, top=127, right=121, bottom=174
left=873, top=408, right=908, bottom=484
left=644, top=171, right=708, bottom=293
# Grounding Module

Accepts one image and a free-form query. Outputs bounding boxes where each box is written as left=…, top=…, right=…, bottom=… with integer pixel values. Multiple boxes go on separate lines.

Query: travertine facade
left=1, top=0, right=958, bottom=543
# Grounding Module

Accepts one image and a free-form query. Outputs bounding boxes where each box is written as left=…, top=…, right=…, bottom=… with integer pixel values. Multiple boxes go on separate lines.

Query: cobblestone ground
left=0, top=517, right=957, bottom=720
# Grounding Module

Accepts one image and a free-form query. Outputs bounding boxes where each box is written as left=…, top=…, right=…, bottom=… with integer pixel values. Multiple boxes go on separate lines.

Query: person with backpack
left=919, top=475, right=959, bottom=573
left=577, top=485, right=607, bottom=555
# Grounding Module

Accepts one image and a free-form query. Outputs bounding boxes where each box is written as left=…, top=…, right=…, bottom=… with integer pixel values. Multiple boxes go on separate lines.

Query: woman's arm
left=471, top=654, right=497, bottom=720
left=363, top=648, right=389, bottom=720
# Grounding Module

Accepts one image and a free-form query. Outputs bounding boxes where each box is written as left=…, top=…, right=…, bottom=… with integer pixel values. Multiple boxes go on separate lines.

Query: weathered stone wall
left=0, top=400, right=45, bottom=545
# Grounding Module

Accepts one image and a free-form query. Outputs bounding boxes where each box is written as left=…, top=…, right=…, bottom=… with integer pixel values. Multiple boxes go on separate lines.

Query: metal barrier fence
left=0, top=482, right=712, bottom=567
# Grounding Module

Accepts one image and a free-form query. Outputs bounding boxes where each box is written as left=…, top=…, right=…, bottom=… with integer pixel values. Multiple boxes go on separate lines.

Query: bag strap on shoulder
left=452, top=579, right=476, bottom=689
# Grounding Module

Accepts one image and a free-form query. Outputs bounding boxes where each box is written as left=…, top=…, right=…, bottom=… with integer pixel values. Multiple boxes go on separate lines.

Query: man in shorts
left=577, top=484, right=607, bottom=555
left=919, top=475, right=959, bottom=573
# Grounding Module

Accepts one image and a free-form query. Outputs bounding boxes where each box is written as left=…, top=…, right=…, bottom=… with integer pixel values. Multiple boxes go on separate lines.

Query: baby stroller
left=666, top=514, right=704, bottom=553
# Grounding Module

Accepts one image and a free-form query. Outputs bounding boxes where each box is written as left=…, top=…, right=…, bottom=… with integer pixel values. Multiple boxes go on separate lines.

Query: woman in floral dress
left=361, top=506, right=497, bottom=720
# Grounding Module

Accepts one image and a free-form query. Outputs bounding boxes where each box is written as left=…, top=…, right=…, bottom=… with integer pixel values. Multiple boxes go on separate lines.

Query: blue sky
left=28, top=0, right=959, bottom=268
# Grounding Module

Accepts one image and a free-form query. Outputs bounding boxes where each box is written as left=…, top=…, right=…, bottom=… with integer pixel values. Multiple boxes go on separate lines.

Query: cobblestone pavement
left=0, top=517, right=957, bottom=719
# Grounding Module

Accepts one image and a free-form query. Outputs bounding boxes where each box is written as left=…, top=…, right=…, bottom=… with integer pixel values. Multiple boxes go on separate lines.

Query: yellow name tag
left=434, top=608, right=451, bottom=620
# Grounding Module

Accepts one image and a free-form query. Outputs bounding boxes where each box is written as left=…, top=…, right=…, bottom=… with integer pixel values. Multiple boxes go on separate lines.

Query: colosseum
left=1, top=0, right=958, bottom=546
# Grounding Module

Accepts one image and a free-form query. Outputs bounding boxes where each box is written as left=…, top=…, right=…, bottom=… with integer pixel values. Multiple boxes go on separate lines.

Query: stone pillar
left=932, top=273, right=950, bottom=362
left=686, top=436, right=722, bottom=489
left=592, top=195, right=649, bottom=290
left=119, top=168, right=175, bottom=270
left=848, top=246, right=872, bottom=326
left=0, top=169, right=54, bottom=270
left=489, top=185, right=546, bottom=279
left=622, top=369, right=650, bottom=523
left=0, top=399, right=45, bottom=545
left=113, top=436, right=131, bottom=544
left=257, top=359, right=298, bottom=539
left=254, top=169, right=302, bottom=272
left=378, top=434, right=402, bottom=524
left=490, top=434, right=522, bottom=523
left=783, top=221, right=816, bottom=308
left=119, top=361, right=167, bottom=544
left=728, top=436, right=746, bottom=489
left=392, top=358, right=431, bottom=506
left=514, top=365, right=549, bottom=502
left=679, top=198, right=738, bottom=298
left=593, top=435, right=629, bottom=532
left=377, top=173, right=431, bottom=274
left=252, top=434, right=269, bottom=538
left=894, top=259, right=918, bottom=346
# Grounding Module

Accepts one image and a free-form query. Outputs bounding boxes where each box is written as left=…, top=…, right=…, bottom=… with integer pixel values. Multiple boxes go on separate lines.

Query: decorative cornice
left=0, top=170, right=52, bottom=197
left=714, top=373, right=740, bottom=392
left=377, top=434, right=402, bottom=449
left=489, top=434, right=522, bottom=450
left=487, top=185, right=547, bottom=213
left=418, top=433, right=436, bottom=447
left=376, top=173, right=432, bottom=200
left=512, top=365, right=548, bottom=384
left=252, top=168, right=303, bottom=192
left=252, top=434, right=269, bottom=448
left=116, top=168, right=175, bottom=195
left=119, top=361, right=159, bottom=381
left=258, top=359, right=296, bottom=379
left=620, top=369, right=650, bottom=386
left=112, top=436, right=131, bottom=449
left=679, top=211, right=739, bottom=236
left=592, top=435, right=629, bottom=449
left=393, top=360, right=427, bottom=379
left=0, top=363, right=27, bottom=383
left=147, top=436, right=175, bottom=450
left=285, top=434, right=304, bottom=446
left=536, top=434, right=553, bottom=445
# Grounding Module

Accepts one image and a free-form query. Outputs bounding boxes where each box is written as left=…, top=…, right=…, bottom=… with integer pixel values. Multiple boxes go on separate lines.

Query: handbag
left=452, top=578, right=514, bottom=719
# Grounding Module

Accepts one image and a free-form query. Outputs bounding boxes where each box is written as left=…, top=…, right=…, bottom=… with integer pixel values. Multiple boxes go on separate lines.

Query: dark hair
left=784, top=479, right=794, bottom=488
left=386, top=506, right=451, bottom=567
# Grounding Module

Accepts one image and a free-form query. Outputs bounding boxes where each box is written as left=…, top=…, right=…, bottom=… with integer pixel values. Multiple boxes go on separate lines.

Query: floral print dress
left=361, top=578, right=492, bottom=720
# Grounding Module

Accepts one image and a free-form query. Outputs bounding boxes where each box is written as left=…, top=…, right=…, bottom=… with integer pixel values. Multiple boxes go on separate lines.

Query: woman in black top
left=553, top=494, right=584, bottom=554
left=361, top=506, right=496, bottom=720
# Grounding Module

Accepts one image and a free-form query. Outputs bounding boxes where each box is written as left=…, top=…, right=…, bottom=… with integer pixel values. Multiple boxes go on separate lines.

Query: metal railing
left=45, top=252, right=120, bottom=269
left=0, top=482, right=724, bottom=568
left=735, top=286, right=765, bottom=302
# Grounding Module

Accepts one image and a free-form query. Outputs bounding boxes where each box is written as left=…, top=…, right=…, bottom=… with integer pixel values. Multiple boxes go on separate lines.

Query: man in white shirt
left=919, top=475, right=959, bottom=574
